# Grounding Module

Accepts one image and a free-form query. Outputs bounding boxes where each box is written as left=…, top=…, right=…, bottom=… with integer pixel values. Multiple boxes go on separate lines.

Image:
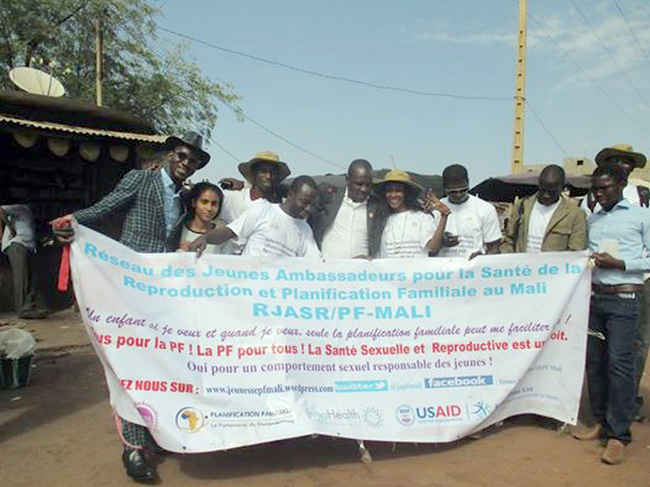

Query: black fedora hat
left=165, top=132, right=211, bottom=169
left=595, top=143, right=646, bottom=169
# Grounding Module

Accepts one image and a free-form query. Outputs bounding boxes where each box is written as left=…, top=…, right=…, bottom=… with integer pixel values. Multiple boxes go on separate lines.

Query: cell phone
left=220, top=180, right=233, bottom=190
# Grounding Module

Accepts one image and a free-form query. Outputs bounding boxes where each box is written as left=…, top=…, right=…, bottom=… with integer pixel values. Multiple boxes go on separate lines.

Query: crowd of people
left=1, top=131, right=647, bottom=481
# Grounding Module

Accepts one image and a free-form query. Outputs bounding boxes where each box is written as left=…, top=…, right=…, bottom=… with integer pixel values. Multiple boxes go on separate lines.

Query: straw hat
left=595, top=143, right=646, bottom=168
left=375, top=169, right=422, bottom=194
left=238, top=151, right=291, bottom=184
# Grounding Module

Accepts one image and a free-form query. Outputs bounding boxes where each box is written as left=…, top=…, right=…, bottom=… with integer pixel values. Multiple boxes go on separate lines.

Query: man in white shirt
left=436, top=164, right=502, bottom=259
left=219, top=151, right=291, bottom=224
left=501, top=165, right=587, bottom=254
left=309, top=159, right=386, bottom=259
left=0, top=204, right=47, bottom=319
left=191, top=176, right=321, bottom=259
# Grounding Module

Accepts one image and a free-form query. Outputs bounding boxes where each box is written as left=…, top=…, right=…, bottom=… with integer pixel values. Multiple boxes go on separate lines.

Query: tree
left=0, top=0, right=240, bottom=139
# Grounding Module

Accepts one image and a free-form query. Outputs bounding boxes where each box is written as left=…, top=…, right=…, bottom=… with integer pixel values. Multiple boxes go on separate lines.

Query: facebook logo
left=424, top=375, right=494, bottom=389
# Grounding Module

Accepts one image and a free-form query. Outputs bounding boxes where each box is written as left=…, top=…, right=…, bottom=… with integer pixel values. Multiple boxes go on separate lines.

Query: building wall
left=0, top=131, right=139, bottom=312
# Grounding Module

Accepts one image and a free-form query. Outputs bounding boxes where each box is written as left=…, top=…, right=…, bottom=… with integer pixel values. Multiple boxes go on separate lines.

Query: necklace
left=389, top=211, right=411, bottom=257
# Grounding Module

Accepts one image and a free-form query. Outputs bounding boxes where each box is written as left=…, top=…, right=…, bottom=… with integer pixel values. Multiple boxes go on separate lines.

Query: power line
left=156, top=24, right=512, bottom=102
left=213, top=140, right=240, bottom=162
left=612, top=0, right=650, bottom=68
left=527, top=9, right=650, bottom=136
left=219, top=98, right=345, bottom=171
left=570, top=0, right=650, bottom=108
left=147, top=46, right=342, bottom=171
left=525, top=100, right=568, bottom=156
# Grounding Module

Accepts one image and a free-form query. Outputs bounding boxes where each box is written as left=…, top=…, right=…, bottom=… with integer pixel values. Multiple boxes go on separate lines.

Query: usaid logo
left=396, top=404, right=464, bottom=425
left=424, top=375, right=494, bottom=389
left=415, top=405, right=463, bottom=420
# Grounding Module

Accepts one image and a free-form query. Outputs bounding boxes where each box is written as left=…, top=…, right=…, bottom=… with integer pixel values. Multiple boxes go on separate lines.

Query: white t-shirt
left=220, top=188, right=255, bottom=224
left=1, top=205, right=36, bottom=252
left=228, top=201, right=322, bottom=258
left=321, top=189, right=369, bottom=258
left=436, top=195, right=502, bottom=258
left=379, top=210, right=437, bottom=259
left=179, top=219, right=234, bottom=255
left=526, top=199, right=561, bottom=253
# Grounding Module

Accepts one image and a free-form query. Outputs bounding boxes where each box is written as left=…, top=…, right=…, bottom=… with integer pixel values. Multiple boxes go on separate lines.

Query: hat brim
left=595, top=147, right=646, bottom=168
left=238, top=158, right=291, bottom=184
left=165, top=136, right=210, bottom=169
left=374, top=178, right=423, bottom=194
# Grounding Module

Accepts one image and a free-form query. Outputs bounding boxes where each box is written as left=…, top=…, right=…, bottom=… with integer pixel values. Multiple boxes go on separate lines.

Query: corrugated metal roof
left=0, top=113, right=166, bottom=143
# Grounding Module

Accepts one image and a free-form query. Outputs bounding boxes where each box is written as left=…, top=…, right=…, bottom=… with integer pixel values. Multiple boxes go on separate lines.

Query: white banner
left=70, top=224, right=590, bottom=453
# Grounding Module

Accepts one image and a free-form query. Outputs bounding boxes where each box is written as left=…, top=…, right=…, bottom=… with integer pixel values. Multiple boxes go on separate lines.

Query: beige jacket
left=500, top=194, right=587, bottom=253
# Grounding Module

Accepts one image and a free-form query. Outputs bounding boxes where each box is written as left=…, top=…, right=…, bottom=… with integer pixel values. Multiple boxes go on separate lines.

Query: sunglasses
left=445, top=187, right=469, bottom=195
left=173, top=150, right=200, bottom=167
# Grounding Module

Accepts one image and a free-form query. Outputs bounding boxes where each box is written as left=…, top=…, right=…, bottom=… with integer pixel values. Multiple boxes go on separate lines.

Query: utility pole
left=511, top=0, right=527, bottom=174
left=95, top=12, right=104, bottom=107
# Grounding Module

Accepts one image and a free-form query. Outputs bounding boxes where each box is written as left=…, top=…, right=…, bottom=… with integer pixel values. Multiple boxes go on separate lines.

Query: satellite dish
left=9, top=67, right=65, bottom=97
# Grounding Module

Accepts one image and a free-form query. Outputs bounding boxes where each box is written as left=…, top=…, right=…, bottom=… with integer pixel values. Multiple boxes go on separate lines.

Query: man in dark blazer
left=309, top=159, right=386, bottom=259
left=52, top=132, right=210, bottom=482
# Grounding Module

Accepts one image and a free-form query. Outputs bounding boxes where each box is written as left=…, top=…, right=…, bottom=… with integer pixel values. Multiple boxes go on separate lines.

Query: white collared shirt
left=161, top=168, right=182, bottom=238
left=320, top=189, right=369, bottom=258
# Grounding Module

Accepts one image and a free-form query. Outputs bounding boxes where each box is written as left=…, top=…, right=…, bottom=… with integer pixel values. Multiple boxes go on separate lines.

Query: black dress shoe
left=122, top=449, right=155, bottom=482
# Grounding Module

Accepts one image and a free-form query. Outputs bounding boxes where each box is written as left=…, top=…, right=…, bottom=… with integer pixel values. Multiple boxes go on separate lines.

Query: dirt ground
left=1, top=309, right=650, bottom=486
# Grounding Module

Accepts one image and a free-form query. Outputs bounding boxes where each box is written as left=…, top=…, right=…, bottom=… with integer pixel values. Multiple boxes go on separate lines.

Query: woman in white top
left=376, top=169, right=450, bottom=258
left=178, top=182, right=232, bottom=254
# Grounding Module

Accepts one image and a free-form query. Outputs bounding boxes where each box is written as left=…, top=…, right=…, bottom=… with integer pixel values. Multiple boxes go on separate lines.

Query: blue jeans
left=587, top=294, right=640, bottom=444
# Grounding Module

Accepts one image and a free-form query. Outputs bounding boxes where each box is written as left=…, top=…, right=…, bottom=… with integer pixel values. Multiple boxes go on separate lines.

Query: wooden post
left=511, top=0, right=527, bottom=174
left=95, top=14, right=103, bottom=107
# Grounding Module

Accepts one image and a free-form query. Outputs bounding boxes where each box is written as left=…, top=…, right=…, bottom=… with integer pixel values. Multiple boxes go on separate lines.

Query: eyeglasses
left=173, top=150, right=200, bottom=167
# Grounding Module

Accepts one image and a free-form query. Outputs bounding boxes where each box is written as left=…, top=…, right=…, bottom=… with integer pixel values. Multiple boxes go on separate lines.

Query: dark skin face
left=592, top=174, right=625, bottom=212
left=444, top=179, right=470, bottom=205
left=347, top=166, right=373, bottom=203
left=167, top=144, right=201, bottom=185
left=252, top=162, right=280, bottom=194
left=281, top=184, right=317, bottom=220
left=537, top=174, right=563, bottom=206
left=385, top=183, right=408, bottom=212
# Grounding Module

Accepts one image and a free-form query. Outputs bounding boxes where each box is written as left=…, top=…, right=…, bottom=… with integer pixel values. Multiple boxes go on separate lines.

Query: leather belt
left=591, top=283, right=644, bottom=295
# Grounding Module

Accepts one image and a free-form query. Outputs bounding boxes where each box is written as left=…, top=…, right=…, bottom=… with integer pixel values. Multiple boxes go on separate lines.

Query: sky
left=158, top=0, right=650, bottom=187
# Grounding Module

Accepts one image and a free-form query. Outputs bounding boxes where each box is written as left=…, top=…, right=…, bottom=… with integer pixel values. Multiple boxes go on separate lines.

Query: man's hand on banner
left=189, top=235, right=208, bottom=257
left=51, top=215, right=76, bottom=244
left=592, top=252, right=625, bottom=270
